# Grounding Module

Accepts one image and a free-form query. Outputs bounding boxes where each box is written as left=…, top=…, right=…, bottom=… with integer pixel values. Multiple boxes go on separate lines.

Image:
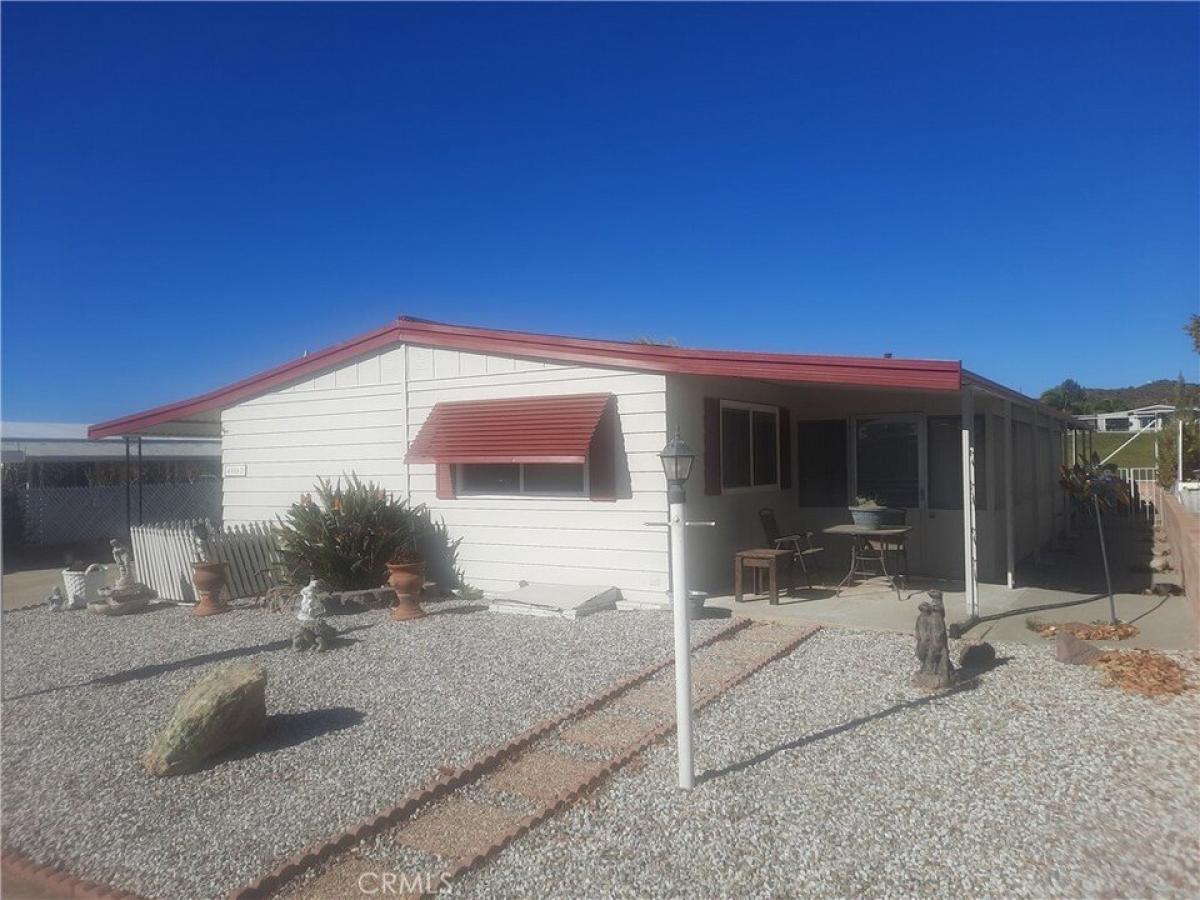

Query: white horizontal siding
left=221, top=342, right=669, bottom=602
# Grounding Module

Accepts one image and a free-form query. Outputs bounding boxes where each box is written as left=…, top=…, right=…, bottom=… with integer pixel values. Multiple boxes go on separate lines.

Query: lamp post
left=659, top=429, right=697, bottom=789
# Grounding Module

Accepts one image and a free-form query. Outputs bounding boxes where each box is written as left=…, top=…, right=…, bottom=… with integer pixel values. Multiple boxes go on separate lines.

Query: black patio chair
left=759, top=507, right=824, bottom=589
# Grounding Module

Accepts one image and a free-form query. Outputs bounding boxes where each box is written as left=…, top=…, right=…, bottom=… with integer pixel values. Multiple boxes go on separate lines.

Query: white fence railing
left=130, top=520, right=278, bottom=603
left=13, top=483, right=221, bottom=545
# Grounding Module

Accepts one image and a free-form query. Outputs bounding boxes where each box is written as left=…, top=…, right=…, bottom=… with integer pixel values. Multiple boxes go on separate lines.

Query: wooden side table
left=734, top=548, right=793, bottom=605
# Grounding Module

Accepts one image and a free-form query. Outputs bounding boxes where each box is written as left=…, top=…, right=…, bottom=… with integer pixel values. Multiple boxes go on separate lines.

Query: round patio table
left=821, top=524, right=912, bottom=601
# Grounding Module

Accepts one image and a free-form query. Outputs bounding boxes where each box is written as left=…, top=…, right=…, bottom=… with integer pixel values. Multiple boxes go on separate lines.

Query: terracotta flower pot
left=386, top=561, right=427, bottom=621
left=191, top=562, right=230, bottom=617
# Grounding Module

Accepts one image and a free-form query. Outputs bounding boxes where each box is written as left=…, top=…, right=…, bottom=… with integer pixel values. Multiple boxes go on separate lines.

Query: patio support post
left=1031, top=409, right=1042, bottom=565
left=960, top=389, right=978, bottom=617
left=1004, top=400, right=1015, bottom=590
left=669, top=491, right=694, bottom=790
left=124, top=436, right=131, bottom=538
left=137, top=436, right=143, bottom=525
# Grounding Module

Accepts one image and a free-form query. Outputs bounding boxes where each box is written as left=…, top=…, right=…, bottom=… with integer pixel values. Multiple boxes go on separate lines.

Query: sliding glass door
left=852, top=414, right=927, bottom=572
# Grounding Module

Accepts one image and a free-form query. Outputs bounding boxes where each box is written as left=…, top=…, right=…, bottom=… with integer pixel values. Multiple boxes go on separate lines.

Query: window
left=796, top=420, right=848, bottom=507
left=456, top=462, right=586, bottom=497
left=720, top=401, right=779, bottom=490
left=855, top=417, right=920, bottom=508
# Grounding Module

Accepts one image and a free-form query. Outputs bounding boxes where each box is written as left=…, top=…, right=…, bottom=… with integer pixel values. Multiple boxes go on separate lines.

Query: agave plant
left=1059, top=458, right=1130, bottom=624
left=274, top=474, right=428, bottom=591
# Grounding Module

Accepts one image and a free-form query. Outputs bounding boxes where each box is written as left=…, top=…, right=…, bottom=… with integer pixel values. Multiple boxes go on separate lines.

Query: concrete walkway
left=709, top=520, right=1199, bottom=652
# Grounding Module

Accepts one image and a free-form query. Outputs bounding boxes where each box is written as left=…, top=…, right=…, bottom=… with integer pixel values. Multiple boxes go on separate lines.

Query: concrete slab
left=708, top=522, right=1198, bottom=652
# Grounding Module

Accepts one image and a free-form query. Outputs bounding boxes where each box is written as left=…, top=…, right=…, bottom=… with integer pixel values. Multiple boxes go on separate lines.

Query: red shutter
left=779, top=407, right=792, bottom=489
left=704, top=397, right=721, bottom=495
left=435, top=464, right=455, bottom=500
left=589, top=399, right=617, bottom=501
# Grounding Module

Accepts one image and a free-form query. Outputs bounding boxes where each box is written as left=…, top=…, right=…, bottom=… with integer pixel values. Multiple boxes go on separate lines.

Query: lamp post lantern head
left=660, top=428, right=696, bottom=503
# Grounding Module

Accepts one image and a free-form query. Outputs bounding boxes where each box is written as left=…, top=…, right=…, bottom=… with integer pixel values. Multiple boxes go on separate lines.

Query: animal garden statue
left=913, top=590, right=956, bottom=690
left=293, top=579, right=337, bottom=652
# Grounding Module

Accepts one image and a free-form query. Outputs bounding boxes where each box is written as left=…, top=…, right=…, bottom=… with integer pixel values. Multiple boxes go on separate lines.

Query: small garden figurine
left=293, top=579, right=337, bottom=652
left=913, top=590, right=955, bottom=690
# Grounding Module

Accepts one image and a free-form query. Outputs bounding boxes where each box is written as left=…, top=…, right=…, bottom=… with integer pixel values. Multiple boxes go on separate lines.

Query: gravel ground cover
left=0, top=600, right=725, bottom=899
left=455, top=629, right=1200, bottom=899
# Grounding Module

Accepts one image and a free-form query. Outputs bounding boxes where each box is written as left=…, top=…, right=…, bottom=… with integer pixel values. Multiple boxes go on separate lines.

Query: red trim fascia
left=87, top=321, right=404, bottom=438
left=408, top=454, right=589, bottom=465
left=89, top=316, right=963, bottom=438
left=393, top=318, right=962, bottom=391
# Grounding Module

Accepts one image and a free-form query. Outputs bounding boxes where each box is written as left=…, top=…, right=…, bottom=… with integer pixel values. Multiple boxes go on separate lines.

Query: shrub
left=275, top=475, right=427, bottom=591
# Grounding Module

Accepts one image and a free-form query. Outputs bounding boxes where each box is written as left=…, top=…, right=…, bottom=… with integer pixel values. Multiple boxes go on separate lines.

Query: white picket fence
left=130, top=520, right=279, bottom=603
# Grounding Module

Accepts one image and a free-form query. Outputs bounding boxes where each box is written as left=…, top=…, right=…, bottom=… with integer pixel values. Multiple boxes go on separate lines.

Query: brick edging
left=2, top=601, right=50, bottom=614
left=435, top=623, right=823, bottom=893
left=227, top=616, right=750, bottom=900
left=0, top=847, right=148, bottom=900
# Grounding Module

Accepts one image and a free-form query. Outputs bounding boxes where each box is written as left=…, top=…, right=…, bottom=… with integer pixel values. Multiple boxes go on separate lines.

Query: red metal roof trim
left=405, top=394, right=613, bottom=465
left=89, top=316, right=963, bottom=438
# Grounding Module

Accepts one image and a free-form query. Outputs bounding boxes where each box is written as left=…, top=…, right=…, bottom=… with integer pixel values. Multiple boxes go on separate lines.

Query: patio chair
left=759, top=507, right=824, bottom=589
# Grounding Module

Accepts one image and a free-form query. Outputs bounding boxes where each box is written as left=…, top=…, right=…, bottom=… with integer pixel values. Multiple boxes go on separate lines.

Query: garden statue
left=110, top=538, right=135, bottom=589
left=293, top=579, right=337, bottom=652
left=91, top=538, right=157, bottom=615
left=913, top=590, right=955, bottom=690
left=46, top=586, right=66, bottom=611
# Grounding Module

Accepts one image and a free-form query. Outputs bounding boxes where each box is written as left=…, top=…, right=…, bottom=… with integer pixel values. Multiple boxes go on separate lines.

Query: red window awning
left=405, top=393, right=615, bottom=465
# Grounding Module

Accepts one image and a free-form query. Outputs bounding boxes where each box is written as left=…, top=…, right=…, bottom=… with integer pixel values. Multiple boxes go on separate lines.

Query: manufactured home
left=90, top=317, right=1079, bottom=610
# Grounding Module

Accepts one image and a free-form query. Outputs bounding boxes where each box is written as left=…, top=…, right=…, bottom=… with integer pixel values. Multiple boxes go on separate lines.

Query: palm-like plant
left=1059, top=458, right=1130, bottom=624
left=275, top=474, right=427, bottom=591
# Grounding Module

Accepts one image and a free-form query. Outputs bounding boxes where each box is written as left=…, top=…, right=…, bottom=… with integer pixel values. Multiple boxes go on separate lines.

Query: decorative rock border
left=226, top=616, right=751, bottom=900
left=0, top=847, right=148, bottom=900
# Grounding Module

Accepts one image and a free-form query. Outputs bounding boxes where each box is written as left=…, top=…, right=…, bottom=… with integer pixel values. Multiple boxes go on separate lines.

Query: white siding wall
left=221, top=344, right=670, bottom=605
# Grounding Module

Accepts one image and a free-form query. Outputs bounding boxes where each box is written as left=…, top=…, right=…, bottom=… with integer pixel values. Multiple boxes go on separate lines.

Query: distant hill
left=1083, top=379, right=1199, bottom=410
left=1040, top=378, right=1199, bottom=414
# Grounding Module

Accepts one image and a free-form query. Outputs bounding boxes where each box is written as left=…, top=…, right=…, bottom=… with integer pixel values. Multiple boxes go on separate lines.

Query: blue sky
left=3, top=2, right=1197, bottom=423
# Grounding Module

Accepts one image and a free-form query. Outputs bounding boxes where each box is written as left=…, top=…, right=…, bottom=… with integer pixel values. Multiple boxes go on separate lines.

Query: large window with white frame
left=455, top=462, right=588, bottom=497
left=720, top=400, right=779, bottom=490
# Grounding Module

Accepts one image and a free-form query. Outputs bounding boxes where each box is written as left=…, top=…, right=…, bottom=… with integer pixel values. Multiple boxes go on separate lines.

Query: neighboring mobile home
left=90, top=317, right=1079, bottom=611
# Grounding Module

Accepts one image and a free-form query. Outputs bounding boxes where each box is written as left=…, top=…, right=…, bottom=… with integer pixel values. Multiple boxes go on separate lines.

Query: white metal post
left=1031, top=409, right=1042, bottom=565
left=1004, top=401, right=1015, bottom=589
left=669, top=497, right=694, bottom=790
left=1178, top=417, right=1185, bottom=492
left=960, top=389, right=978, bottom=617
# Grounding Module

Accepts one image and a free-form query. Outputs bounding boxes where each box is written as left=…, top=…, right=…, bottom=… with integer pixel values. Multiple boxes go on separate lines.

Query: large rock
left=1056, top=632, right=1103, bottom=666
left=144, top=663, right=267, bottom=776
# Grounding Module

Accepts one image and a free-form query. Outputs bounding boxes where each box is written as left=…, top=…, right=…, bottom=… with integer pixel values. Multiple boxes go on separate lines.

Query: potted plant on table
left=848, top=496, right=906, bottom=528
left=274, top=474, right=429, bottom=621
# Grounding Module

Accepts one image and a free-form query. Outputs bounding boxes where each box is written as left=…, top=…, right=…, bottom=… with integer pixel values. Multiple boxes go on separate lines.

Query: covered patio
left=707, top=514, right=1199, bottom=652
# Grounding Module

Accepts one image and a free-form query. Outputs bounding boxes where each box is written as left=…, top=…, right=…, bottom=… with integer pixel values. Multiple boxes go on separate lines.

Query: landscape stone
left=959, top=641, right=997, bottom=671
left=1055, top=632, right=1103, bottom=666
left=143, top=663, right=267, bottom=776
